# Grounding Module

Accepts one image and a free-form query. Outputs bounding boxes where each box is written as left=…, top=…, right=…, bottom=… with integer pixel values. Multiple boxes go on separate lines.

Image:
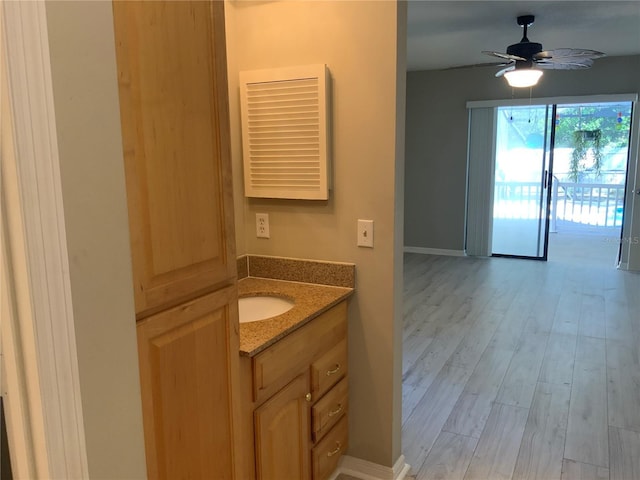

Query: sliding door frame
left=467, top=93, right=639, bottom=269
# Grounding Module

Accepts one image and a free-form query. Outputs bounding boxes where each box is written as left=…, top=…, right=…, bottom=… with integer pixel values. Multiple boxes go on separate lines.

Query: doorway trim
left=623, top=101, right=640, bottom=270
left=1, top=1, right=88, bottom=477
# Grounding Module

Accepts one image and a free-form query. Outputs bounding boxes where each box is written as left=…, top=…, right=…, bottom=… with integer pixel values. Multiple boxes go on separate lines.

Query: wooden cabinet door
left=136, top=285, right=241, bottom=480
left=113, top=1, right=235, bottom=317
left=254, top=374, right=311, bottom=480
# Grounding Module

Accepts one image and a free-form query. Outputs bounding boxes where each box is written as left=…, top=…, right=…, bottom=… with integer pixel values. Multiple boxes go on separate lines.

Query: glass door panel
left=550, top=101, right=633, bottom=265
left=491, top=105, right=553, bottom=258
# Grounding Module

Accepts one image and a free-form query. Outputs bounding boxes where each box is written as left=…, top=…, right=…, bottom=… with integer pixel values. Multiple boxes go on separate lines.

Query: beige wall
left=226, top=0, right=406, bottom=466
left=45, top=2, right=147, bottom=478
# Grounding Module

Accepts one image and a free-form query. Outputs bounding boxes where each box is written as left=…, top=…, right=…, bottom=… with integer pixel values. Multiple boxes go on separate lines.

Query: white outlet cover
left=256, top=213, right=270, bottom=238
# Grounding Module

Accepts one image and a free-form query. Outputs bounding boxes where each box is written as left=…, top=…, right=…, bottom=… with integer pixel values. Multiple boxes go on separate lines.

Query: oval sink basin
left=238, top=295, right=295, bottom=323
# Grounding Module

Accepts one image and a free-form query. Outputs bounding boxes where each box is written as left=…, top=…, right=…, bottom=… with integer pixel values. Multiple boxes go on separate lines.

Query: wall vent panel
left=240, top=65, right=331, bottom=200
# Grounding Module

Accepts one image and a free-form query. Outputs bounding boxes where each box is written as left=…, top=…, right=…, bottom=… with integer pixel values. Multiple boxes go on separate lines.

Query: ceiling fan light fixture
left=504, top=68, right=543, bottom=88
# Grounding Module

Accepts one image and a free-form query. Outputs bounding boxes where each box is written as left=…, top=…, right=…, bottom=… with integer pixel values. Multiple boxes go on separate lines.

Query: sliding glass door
left=466, top=95, right=637, bottom=263
left=491, top=105, right=554, bottom=259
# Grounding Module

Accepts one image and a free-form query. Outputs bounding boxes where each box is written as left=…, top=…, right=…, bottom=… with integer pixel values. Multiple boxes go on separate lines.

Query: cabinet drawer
left=311, top=377, right=348, bottom=443
left=252, top=302, right=347, bottom=404
left=311, top=415, right=348, bottom=480
left=311, top=338, right=347, bottom=397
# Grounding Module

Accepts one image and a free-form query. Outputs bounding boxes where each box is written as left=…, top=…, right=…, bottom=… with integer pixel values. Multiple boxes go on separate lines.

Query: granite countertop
left=238, top=277, right=354, bottom=356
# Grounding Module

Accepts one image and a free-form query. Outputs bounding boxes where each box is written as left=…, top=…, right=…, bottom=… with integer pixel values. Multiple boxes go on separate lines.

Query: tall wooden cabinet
left=113, top=0, right=235, bottom=318
left=112, top=1, right=241, bottom=479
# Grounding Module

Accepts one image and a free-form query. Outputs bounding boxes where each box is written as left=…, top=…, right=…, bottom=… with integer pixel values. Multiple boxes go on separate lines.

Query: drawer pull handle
left=328, top=404, right=343, bottom=417
left=326, top=364, right=341, bottom=376
left=327, top=441, right=342, bottom=457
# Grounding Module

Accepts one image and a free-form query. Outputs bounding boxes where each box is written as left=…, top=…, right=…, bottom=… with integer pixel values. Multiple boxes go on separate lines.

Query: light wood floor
left=402, top=251, right=640, bottom=480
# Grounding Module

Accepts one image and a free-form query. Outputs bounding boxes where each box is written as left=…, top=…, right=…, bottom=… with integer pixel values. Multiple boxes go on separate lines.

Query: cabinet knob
left=305, top=393, right=312, bottom=402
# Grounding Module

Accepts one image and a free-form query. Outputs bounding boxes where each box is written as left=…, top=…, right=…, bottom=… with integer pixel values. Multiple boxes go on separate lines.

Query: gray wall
left=405, top=55, right=640, bottom=251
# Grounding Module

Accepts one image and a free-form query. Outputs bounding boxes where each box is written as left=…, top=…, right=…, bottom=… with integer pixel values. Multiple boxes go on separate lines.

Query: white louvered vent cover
left=239, top=64, right=330, bottom=200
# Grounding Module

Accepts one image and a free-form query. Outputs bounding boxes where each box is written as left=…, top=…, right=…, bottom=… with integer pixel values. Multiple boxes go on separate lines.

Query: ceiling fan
left=483, top=15, right=606, bottom=87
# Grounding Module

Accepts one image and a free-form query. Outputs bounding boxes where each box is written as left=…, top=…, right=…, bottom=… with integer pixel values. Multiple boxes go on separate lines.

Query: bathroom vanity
left=237, top=264, right=353, bottom=480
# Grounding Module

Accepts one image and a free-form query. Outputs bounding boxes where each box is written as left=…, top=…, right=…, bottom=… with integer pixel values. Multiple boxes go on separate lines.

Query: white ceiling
left=407, top=1, right=640, bottom=71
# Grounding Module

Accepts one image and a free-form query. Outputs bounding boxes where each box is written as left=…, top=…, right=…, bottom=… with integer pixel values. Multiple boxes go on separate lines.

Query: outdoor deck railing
left=493, top=181, right=625, bottom=230
left=551, top=181, right=625, bottom=230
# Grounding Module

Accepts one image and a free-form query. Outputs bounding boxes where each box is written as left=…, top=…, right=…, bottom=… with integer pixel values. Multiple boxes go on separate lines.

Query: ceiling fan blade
left=495, top=65, right=515, bottom=77
left=482, top=50, right=527, bottom=62
left=536, top=59, right=594, bottom=70
left=443, top=61, right=510, bottom=71
left=534, top=48, right=606, bottom=61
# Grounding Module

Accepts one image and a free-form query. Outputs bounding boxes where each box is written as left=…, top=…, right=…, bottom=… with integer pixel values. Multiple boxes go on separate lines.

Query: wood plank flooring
left=402, top=252, right=640, bottom=480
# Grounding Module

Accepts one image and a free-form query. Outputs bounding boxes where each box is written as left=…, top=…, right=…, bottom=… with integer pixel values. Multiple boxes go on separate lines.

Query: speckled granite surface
left=238, top=277, right=353, bottom=356
left=246, top=255, right=355, bottom=288
left=237, top=255, right=248, bottom=279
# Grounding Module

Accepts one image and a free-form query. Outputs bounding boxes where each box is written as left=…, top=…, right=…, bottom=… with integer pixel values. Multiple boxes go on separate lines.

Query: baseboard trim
left=404, top=246, right=465, bottom=257
left=329, top=454, right=411, bottom=480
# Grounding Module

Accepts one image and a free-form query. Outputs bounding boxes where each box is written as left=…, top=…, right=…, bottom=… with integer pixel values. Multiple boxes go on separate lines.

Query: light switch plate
left=357, top=219, right=374, bottom=247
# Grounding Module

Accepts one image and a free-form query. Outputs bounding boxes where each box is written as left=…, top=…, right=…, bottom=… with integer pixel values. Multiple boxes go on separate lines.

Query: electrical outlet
left=357, top=219, right=374, bottom=248
left=256, top=213, right=270, bottom=238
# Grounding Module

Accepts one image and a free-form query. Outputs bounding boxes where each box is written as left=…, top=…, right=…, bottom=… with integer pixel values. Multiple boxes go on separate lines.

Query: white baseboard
left=329, top=454, right=411, bottom=480
left=404, top=246, right=465, bottom=257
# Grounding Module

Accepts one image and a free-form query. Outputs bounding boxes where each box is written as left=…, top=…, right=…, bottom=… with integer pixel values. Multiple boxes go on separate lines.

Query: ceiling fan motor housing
left=507, top=41, right=543, bottom=60
left=516, top=15, right=535, bottom=27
